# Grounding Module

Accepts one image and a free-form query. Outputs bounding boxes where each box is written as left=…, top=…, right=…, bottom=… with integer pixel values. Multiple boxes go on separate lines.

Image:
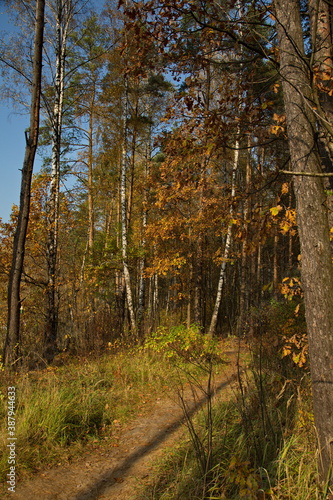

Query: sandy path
left=1, top=350, right=243, bottom=500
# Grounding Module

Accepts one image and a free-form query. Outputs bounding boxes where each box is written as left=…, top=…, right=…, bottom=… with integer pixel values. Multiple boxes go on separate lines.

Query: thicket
left=0, top=0, right=301, bottom=366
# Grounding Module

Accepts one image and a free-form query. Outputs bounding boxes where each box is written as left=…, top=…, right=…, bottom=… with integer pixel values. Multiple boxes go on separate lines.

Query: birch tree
left=43, top=0, right=88, bottom=362
left=120, top=76, right=137, bottom=336
left=208, top=128, right=239, bottom=337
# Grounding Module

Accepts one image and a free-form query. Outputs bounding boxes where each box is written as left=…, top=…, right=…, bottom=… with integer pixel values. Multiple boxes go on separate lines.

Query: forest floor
left=1, top=342, right=246, bottom=500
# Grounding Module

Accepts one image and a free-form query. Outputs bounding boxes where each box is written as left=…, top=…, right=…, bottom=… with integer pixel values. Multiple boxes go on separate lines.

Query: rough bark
left=308, top=0, right=333, bottom=196
left=274, top=0, right=333, bottom=484
left=3, top=0, right=45, bottom=366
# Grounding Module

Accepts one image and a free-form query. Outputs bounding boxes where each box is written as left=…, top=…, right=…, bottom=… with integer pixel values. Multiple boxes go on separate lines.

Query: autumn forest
left=1, top=0, right=333, bottom=496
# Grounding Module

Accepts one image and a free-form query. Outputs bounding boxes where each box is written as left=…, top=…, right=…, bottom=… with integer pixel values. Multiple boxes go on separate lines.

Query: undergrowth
left=0, top=345, right=194, bottom=484
left=138, top=386, right=319, bottom=500
left=136, top=304, right=324, bottom=500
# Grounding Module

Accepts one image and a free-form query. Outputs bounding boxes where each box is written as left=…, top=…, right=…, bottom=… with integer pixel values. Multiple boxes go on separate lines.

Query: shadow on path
left=74, top=371, right=239, bottom=500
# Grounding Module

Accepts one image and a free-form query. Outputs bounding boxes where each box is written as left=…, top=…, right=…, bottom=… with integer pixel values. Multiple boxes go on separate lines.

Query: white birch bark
left=208, top=132, right=239, bottom=337
left=45, top=0, right=71, bottom=360
left=121, top=76, right=137, bottom=335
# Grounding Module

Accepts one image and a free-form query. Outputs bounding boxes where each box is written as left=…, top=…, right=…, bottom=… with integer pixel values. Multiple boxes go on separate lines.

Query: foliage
left=246, top=299, right=308, bottom=372
left=145, top=324, right=221, bottom=366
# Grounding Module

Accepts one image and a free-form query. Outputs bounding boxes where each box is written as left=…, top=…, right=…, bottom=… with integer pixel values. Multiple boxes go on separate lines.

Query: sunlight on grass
left=0, top=347, right=184, bottom=482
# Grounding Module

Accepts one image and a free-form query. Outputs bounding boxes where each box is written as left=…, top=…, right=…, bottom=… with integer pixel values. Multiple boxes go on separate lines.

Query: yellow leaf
left=281, top=182, right=289, bottom=194
left=270, top=205, right=283, bottom=216
left=280, top=223, right=290, bottom=233
left=282, top=347, right=291, bottom=357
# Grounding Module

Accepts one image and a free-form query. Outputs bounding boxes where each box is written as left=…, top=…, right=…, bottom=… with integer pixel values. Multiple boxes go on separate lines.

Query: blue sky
left=0, top=0, right=104, bottom=223
left=0, top=7, right=30, bottom=223
left=0, top=103, right=29, bottom=223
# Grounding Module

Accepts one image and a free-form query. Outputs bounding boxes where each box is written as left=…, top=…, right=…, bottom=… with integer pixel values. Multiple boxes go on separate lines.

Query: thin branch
left=280, top=169, right=333, bottom=176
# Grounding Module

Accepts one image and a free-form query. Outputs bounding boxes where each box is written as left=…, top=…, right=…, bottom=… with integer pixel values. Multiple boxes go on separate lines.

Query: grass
left=0, top=320, right=323, bottom=499
left=0, top=345, right=192, bottom=483
left=135, top=360, right=323, bottom=500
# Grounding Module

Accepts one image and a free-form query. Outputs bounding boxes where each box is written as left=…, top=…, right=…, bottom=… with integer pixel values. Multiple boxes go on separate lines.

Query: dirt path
left=2, top=349, right=244, bottom=500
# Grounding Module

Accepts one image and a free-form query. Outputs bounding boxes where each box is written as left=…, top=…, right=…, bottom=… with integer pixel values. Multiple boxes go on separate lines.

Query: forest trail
left=2, top=346, right=245, bottom=500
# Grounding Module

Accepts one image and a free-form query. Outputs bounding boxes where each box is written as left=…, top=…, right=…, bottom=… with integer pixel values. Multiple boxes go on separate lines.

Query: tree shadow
left=74, top=372, right=239, bottom=500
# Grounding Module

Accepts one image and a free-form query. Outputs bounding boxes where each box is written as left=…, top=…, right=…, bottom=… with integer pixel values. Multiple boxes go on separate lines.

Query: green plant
left=145, top=324, right=220, bottom=366
left=145, top=324, right=228, bottom=495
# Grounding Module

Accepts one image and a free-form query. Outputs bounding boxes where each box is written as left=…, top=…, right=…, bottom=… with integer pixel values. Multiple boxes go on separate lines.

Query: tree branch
left=280, top=169, right=333, bottom=176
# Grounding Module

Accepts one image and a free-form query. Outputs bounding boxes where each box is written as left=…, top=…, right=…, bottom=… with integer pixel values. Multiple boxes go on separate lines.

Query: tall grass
left=0, top=347, right=183, bottom=482
left=137, top=374, right=321, bottom=500
left=136, top=307, right=323, bottom=500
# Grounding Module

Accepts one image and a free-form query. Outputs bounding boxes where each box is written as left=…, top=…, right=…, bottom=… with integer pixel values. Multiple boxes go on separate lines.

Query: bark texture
left=4, top=0, right=45, bottom=366
left=274, top=0, right=333, bottom=483
left=121, top=77, right=137, bottom=336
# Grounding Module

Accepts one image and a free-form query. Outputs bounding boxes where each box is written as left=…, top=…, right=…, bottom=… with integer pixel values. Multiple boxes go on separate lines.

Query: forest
left=0, top=0, right=333, bottom=498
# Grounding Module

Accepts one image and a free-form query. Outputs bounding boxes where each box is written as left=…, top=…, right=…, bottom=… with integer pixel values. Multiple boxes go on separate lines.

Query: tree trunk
left=273, top=230, right=279, bottom=298
left=274, top=0, right=333, bottom=484
left=238, top=136, right=251, bottom=335
left=208, top=132, right=239, bottom=337
left=120, top=76, right=137, bottom=336
left=87, top=89, right=96, bottom=251
left=44, top=0, right=70, bottom=363
left=137, top=137, right=151, bottom=338
left=3, top=0, right=45, bottom=366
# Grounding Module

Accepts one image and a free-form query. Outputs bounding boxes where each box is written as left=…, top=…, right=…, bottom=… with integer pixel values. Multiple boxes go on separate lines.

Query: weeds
left=138, top=373, right=320, bottom=499
left=0, top=347, right=187, bottom=483
left=137, top=312, right=322, bottom=500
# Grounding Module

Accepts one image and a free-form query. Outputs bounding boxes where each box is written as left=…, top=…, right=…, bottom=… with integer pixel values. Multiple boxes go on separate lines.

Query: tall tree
left=273, top=0, right=333, bottom=484
left=120, top=76, right=137, bottom=336
left=3, top=0, right=45, bottom=366
left=43, top=0, right=90, bottom=362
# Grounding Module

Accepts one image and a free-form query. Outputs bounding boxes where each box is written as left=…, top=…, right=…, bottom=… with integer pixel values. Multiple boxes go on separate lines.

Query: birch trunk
left=87, top=89, right=95, bottom=251
left=208, top=134, right=239, bottom=337
left=44, top=0, right=70, bottom=362
left=120, top=76, right=137, bottom=336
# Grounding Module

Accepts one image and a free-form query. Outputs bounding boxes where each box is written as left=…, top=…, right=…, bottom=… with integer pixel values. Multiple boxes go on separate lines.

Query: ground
left=0, top=343, right=245, bottom=500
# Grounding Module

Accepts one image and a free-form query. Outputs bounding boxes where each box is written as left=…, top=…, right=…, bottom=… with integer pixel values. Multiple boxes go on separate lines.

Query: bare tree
left=3, top=0, right=45, bottom=366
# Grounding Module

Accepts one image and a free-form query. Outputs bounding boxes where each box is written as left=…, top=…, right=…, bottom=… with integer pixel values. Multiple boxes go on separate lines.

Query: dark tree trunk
left=3, top=0, right=45, bottom=366
left=274, top=0, right=333, bottom=484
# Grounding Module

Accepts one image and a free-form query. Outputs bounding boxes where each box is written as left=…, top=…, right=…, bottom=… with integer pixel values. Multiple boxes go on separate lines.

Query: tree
left=43, top=0, right=84, bottom=362
left=3, top=0, right=45, bottom=366
left=273, top=0, right=333, bottom=485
